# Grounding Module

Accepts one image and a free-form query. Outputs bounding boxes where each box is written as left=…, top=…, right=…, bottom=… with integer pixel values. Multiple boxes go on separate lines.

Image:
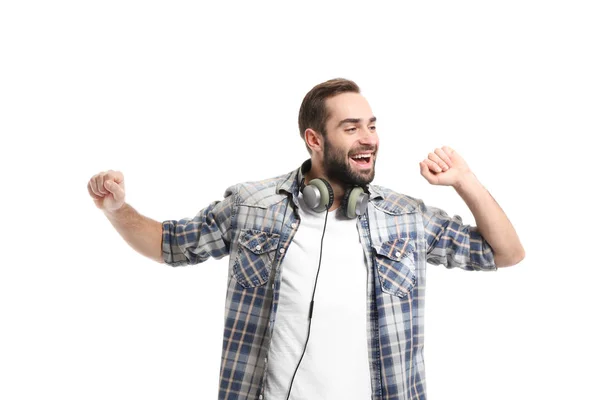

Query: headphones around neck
left=300, top=178, right=369, bottom=218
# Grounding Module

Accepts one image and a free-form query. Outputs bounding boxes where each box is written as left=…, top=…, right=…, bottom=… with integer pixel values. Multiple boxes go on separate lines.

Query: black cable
left=285, top=210, right=329, bottom=400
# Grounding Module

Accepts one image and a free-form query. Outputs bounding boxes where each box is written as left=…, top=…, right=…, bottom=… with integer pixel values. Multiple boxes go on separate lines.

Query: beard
left=322, top=136, right=376, bottom=186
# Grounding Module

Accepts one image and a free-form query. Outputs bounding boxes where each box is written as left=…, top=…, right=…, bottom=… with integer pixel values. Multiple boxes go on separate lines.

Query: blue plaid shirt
left=162, top=160, right=497, bottom=400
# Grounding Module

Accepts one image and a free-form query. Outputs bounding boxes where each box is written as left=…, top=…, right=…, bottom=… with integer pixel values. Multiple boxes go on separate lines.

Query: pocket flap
left=239, top=229, right=280, bottom=254
left=374, top=238, right=414, bottom=261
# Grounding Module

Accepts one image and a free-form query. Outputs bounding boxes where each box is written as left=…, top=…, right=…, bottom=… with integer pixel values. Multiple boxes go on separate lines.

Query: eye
left=345, top=127, right=357, bottom=133
left=369, top=125, right=377, bottom=131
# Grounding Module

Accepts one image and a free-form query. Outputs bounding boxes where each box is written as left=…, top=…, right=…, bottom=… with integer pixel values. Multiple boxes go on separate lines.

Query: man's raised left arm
left=419, top=145, right=525, bottom=268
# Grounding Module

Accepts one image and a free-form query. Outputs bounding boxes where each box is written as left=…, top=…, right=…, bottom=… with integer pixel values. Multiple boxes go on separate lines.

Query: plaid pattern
left=162, top=160, right=497, bottom=400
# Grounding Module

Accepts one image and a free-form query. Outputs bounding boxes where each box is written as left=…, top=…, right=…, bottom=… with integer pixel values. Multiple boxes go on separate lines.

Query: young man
left=87, top=78, right=525, bottom=400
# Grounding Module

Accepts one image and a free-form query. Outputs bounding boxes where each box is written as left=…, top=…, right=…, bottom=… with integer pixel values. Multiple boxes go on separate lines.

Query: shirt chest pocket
left=373, top=238, right=417, bottom=298
left=233, top=229, right=280, bottom=288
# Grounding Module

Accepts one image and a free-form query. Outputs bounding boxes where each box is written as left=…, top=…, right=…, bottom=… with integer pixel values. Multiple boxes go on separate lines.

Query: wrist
left=453, top=171, right=479, bottom=192
left=103, top=203, right=128, bottom=218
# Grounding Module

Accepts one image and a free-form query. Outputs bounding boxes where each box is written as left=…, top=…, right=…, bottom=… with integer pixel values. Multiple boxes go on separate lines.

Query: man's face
left=320, top=92, right=379, bottom=186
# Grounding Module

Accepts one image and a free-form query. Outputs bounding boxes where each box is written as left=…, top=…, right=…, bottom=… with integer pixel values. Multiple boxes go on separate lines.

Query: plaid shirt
left=162, top=160, right=497, bottom=400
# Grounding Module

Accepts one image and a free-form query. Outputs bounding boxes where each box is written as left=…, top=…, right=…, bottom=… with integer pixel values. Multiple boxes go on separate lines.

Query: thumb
left=419, top=161, right=435, bottom=183
left=104, top=180, right=125, bottom=201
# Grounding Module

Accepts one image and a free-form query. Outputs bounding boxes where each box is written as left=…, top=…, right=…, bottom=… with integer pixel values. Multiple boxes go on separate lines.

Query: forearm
left=104, top=203, right=164, bottom=263
left=453, top=172, right=525, bottom=267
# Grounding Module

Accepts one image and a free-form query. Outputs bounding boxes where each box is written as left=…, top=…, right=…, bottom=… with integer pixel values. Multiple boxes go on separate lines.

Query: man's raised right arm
left=87, top=170, right=164, bottom=263
left=88, top=170, right=235, bottom=267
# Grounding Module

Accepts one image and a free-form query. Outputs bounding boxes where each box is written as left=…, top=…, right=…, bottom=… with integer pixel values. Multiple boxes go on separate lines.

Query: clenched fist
left=87, top=170, right=125, bottom=211
left=419, top=146, right=473, bottom=188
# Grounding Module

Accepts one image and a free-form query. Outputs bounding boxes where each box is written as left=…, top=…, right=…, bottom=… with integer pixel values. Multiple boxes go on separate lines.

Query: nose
left=358, top=127, right=378, bottom=148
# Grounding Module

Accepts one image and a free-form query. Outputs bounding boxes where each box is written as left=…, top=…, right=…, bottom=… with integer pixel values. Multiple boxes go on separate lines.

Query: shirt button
left=291, top=223, right=297, bottom=229
left=259, top=396, right=263, bottom=400
left=264, top=357, right=268, bottom=363
left=395, top=251, right=401, bottom=257
left=255, top=245, right=261, bottom=251
left=279, top=248, right=285, bottom=254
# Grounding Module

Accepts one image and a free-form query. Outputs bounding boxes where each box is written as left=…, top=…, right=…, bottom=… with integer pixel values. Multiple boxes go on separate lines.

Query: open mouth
left=349, top=153, right=373, bottom=168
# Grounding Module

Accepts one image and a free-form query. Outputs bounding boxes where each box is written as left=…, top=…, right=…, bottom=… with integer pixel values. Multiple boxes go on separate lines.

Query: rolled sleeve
left=420, top=201, right=496, bottom=271
left=162, top=187, right=237, bottom=267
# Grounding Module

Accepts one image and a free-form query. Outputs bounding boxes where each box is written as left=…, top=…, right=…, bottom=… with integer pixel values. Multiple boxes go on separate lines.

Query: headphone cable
left=284, top=209, right=329, bottom=400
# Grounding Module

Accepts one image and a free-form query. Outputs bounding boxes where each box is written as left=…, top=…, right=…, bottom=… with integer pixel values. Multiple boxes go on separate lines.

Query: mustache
left=349, top=146, right=377, bottom=155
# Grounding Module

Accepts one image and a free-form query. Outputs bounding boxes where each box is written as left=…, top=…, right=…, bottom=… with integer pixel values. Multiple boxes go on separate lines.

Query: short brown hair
left=298, top=78, right=360, bottom=153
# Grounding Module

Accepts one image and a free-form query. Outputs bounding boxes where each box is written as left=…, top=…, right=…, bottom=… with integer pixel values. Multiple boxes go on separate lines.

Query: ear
left=304, top=128, right=324, bottom=153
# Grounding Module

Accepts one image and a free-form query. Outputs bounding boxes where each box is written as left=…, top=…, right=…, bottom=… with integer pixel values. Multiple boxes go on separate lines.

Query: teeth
left=352, top=153, right=371, bottom=159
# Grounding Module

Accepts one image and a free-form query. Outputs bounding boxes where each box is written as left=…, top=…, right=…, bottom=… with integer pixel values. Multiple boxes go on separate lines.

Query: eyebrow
left=337, top=116, right=377, bottom=128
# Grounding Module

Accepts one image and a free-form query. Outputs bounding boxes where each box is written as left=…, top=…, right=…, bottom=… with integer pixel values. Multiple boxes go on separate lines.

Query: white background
left=1, top=1, right=598, bottom=399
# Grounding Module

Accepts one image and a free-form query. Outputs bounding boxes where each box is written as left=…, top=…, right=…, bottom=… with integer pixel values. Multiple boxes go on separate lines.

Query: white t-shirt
left=264, top=194, right=371, bottom=399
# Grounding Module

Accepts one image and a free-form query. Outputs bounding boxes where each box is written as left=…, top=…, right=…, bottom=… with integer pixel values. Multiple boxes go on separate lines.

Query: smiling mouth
left=349, top=153, right=374, bottom=168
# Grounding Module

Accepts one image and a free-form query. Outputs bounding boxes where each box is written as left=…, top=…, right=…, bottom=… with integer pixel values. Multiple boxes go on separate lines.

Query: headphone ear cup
left=303, top=178, right=334, bottom=212
left=344, top=187, right=369, bottom=218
